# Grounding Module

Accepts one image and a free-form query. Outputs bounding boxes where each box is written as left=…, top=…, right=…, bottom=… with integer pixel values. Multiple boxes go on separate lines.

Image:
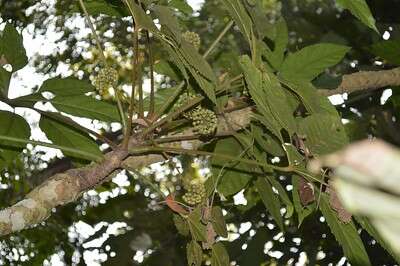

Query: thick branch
left=320, top=67, right=400, bottom=96
left=0, top=107, right=252, bottom=236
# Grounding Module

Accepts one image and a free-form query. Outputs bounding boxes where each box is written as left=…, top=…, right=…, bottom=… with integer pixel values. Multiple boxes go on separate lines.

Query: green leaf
left=221, top=0, right=253, bottom=45
left=169, top=0, right=193, bottom=15
left=0, top=110, right=30, bottom=162
left=251, top=124, right=285, bottom=157
left=211, top=242, right=230, bottom=266
left=50, top=95, right=120, bottom=122
left=189, top=70, right=217, bottom=104
left=239, top=56, right=296, bottom=139
left=39, top=116, right=103, bottom=160
left=269, top=178, right=294, bottom=218
left=73, top=0, right=126, bottom=17
left=143, top=86, right=179, bottom=113
left=336, top=0, right=378, bottom=32
left=173, top=214, right=189, bottom=236
left=126, top=0, right=158, bottom=32
left=211, top=207, right=228, bottom=237
left=279, top=78, right=320, bottom=114
left=179, top=40, right=216, bottom=82
left=187, top=208, right=207, bottom=242
left=153, top=5, right=181, bottom=44
left=0, top=67, right=11, bottom=96
left=320, top=194, right=371, bottom=266
left=264, top=18, right=288, bottom=70
left=39, top=77, right=95, bottom=96
left=208, top=137, right=253, bottom=197
left=298, top=113, right=348, bottom=156
left=162, top=44, right=189, bottom=81
left=0, top=23, right=28, bottom=72
left=369, top=39, right=400, bottom=66
left=256, top=177, right=284, bottom=231
left=280, top=43, right=350, bottom=81
left=187, top=240, right=203, bottom=266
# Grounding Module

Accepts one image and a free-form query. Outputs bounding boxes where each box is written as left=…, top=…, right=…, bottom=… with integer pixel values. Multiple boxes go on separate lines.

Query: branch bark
left=0, top=107, right=252, bottom=236
left=319, top=67, right=400, bottom=96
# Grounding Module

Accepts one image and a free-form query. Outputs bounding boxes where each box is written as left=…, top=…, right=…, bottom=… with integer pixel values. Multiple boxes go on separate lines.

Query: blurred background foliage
left=1, top=0, right=400, bottom=265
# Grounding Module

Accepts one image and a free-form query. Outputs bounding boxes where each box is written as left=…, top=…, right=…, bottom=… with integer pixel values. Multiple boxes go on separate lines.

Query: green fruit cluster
left=191, top=108, right=217, bottom=135
left=182, top=31, right=201, bottom=50
left=94, top=67, right=118, bottom=93
left=182, top=183, right=206, bottom=205
left=176, top=92, right=218, bottom=136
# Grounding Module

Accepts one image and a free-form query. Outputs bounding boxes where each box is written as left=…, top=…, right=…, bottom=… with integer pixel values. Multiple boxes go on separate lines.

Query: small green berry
left=94, top=67, right=118, bottom=93
left=182, top=31, right=201, bottom=50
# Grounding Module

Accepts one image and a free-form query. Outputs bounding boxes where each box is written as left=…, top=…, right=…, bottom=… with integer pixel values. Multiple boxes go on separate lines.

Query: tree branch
left=319, top=67, right=400, bottom=96
left=0, top=107, right=252, bottom=236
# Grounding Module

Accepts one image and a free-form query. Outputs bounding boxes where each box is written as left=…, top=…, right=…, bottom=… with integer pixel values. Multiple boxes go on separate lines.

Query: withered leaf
left=298, top=176, right=315, bottom=206
left=327, top=180, right=352, bottom=223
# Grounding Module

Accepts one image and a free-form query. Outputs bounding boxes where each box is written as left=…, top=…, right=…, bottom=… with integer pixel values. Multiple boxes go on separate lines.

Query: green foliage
left=279, top=43, right=350, bottom=81
left=211, top=206, right=228, bottom=238
left=320, top=194, right=371, bottom=266
left=0, top=67, right=11, bottom=96
left=256, top=177, right=284, bottom=231
left=221, top=0, right=253, bottom=45
left=0, top=110, right=30, bottom=162
left=336, top=0, right=378, bottom=32
left=39, top=116, right=103, bottom=160
left=49, top=95, right=121, bottom=122
left=211, top=242, right=230, bottom=266
left=0, top=23, right=28, bottom=72
left=187, top=240, right=203, bottom=266
left=208, top=137, right=253, bottom=197
left=369, top=39, right=400, bottom=65
left=39, top=77, right=95, bottom=96
left=298, top=113, right=349, bottom=155
left=1, top=0, right=399, bottom=265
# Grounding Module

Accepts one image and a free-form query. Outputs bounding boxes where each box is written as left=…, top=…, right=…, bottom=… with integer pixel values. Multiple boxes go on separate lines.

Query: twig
left=146, top=31, right=155, bottom=116
left=123, top=23, right=140, bottom=148
left=203, top=20, right=234, bottom=59
left=78, top=0, right=107, bottom=64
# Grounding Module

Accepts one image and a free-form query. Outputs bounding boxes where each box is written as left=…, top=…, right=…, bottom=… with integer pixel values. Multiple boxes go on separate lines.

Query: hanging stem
left=203, top=20, right=233, bottom=59
left=78, top=0, right=107, bottom=64
left=137, top=54, right=144, bottom=118
left=115, top=91, right=127, bottom=131
left=78, top=0, right=127, bottom=138
left=123, top=28, right=140, bottom=148
left=146, top=31, right=155, bottom=117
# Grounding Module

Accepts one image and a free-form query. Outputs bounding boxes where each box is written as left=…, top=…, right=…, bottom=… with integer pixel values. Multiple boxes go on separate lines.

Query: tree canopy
left=0, top=0, right=400, bottom=265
